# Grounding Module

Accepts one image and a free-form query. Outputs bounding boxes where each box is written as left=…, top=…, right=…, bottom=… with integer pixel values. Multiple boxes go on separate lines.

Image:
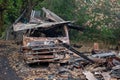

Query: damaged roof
left=13, top=7, right=71, bottom=31
left=13, top=21, right=71, bottom=31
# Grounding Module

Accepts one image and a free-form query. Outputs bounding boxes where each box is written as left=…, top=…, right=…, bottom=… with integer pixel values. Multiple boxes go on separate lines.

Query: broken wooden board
left=83, top=71, right=97, bottom=80
left=101, top=72, right=111, bottom=80
left=42, top=7, right=64, bottom=22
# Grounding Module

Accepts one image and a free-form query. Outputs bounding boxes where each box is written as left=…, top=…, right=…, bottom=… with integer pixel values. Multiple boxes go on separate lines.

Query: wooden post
left=93, top=42, right=99, bottom=51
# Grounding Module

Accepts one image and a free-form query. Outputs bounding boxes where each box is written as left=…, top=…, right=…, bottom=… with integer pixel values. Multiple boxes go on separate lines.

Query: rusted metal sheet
left=23, top=37, right=69, bottom=46
left=22, top=34, right=70, bottom=63
left=26, top=55, right=54, bottom=59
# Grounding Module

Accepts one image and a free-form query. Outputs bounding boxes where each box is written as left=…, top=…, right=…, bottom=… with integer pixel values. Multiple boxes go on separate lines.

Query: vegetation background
left=0, top=0, right=120, bottom=44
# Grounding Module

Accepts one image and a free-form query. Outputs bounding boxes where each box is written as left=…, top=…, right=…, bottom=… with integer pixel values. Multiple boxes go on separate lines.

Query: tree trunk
left=24, top=0, right=44, bottom=21
left=24, top=0, right=35, bottom=21
left=0, top=0, right=7, bottom=32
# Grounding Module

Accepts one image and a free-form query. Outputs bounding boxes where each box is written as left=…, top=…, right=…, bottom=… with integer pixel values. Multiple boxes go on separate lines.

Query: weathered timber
left=6, top=9, right=26, bottom=40
left=13, top=21, right=71, bottom=31
left=42, top=7, right=64, bottom=22
left=83, top=71, right=97, bottom=80
left=101, top=72, right=111, bottom=80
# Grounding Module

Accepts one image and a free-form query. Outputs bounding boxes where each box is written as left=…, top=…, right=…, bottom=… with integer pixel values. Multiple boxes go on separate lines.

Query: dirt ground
left=0, top=40, right=22, bottom=80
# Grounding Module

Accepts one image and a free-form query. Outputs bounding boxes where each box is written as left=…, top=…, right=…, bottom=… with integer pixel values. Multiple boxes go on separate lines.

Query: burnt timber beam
left=58, top=40, right=94, bottom=63
left=67, top=23, right=85, bottom=31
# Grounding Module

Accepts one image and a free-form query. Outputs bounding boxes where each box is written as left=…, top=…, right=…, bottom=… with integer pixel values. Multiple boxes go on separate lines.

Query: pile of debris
left=8, top=48, right=120, bottom=80
left=11, top=8, right=120, bottom=80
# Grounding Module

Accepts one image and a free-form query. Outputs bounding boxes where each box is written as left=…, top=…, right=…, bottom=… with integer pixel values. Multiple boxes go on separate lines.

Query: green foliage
left=0, top=0, right=120, bottom=44
left=0, top=0, right=24, bottom=38
left=5, top=0, right=23, bottom=23
left=40, top=0, right=76, bottom=20
left=100, top=26, right=116, bottom=43
left=70, top=0, right=120, bottom=44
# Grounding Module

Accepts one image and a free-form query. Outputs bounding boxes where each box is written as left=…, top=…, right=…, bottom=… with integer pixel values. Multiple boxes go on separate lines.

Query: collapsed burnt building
left=13, top=8, right=70, bottom=64
left=12, top=8, right=120, bottom=80
left=13, top=7, right=90, bottom=64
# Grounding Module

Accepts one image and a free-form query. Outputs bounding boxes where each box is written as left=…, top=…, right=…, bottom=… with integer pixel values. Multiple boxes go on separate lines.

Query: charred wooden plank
left=67, top=23, right=85, bottom=31
left=58, top=40, right=94, bottom=63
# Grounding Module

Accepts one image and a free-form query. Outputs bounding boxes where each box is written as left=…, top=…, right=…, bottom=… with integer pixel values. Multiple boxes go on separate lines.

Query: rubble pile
left=0, top=40, right=120, bottom=80
left=8, top=45, right=120, bottom=80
